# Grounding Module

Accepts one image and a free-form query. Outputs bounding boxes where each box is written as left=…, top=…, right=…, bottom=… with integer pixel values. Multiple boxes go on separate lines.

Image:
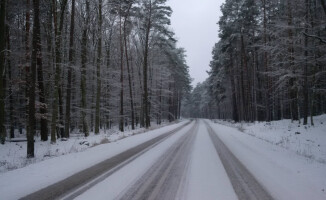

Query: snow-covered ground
left=0, top=121, right=181, bottom=173
left=0, top=120, right=189, bottom=200
left=208, top=116, right=326, bottom=200
left=213, top=114, right=326, bottom=164
left=1, top=116, right=325, bottom=200
left=76, top=120, right=239, bottom=200
left=184, top=121, right=237, bottom=200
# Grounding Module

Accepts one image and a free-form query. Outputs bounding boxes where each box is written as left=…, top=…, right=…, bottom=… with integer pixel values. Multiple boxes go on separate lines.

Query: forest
left=183, top=0, right=326, bottom=125
left=0, top=0, right=192, bottom=157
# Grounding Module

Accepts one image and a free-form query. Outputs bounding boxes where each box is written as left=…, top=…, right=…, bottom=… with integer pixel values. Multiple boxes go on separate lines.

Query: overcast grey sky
left=166, top=0, right=224, bottom=87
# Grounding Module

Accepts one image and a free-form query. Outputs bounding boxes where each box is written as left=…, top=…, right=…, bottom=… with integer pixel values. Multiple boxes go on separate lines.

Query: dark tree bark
left=320, top=0, right=326, bottom=15
left=303, top=0, right=309, bottom=125
left=27, top=0, right=43, bottom=157
left=240, top=34, right=251, bottom=121
left=24, top=0, right=31, bottom=141
left=35, top=10, right=48, bottom=141
left=287, top=0, right=298, bottom=121
left=51, top=0, right=68, bottom=143
left=95, top=0, right=102, bottom=134
left=6, top=23, right=14, bottom=139
left=119, top=4, right=124, bottom=132
left=143, top=1, right=152, bottom=128
left=262, top=0, right=270, bottom=122
left=105, top=28, right=113, bottom=130
left=58, top=87, right=64, bottom=138
left=229, top=52, right=239, bottom=122
left=123, top=3, right=135, bottom=130
left=64, top=0, right=75, bottom=138
left=81, top=0, right=90, bottom=137
left=0, top=0, right=6, bottom=144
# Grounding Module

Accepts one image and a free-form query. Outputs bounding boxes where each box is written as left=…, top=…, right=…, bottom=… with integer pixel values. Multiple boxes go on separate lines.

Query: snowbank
left=0, top=121, right=182, bottom=173
left=214, top=115, right=326, bottom=164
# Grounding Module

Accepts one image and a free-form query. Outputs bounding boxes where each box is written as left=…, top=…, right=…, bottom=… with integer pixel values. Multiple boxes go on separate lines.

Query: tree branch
left=302, top=32, right=326, bottom=44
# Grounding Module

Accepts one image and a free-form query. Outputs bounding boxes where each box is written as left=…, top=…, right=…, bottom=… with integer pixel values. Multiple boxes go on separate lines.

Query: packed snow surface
left=184, top=121, right=237, bottom=200
left=75, top=121, right=194, bottom=200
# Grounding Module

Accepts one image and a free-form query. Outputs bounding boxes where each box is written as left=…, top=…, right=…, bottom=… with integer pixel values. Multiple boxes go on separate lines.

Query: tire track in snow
left=205, top=121, right=274, bottom=200
left=117, top=120, right=198, bottom=200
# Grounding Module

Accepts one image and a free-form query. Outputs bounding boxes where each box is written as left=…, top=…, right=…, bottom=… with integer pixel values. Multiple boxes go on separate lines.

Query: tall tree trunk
left=138, top=62, right=144, bottom=127
left=6, top=23, right=14, bottom=139
left=123, top=4, right=135, bottom=130
left=35, top=14, right=48, bottom=141
left=119, top=5, right=124, bottom=132
left=158, top=74, right=163, bottom=125
left=64, top=0, right=75, bottom=138
left=0, top=0, right=6, bottom=144
left=229, top=52, right=239, bottom=122
left=27, top=0, right=42, bottom=157
left=143, top=1, right=152, bottom=128
left=253, top=48, right=258, bottom=121
left=287, top=0, right=298, bottom=121
left=168, top=82, right=173, bottom=122
left=303, top=0, right=309, bottom=125
left=58, top=87, right=64, bottom=138
left=239, top=43, right=245, bottom=122
left=262, top=0, right=270, bottom=122
left=95, top=0, right=102, bottom=134
left=81, top=0, right=90, bottom=137
left=24, top=0, right=31, bottom=141
left=105, top=29, right=113, bottom=130
left=50, top=0, right=68, bottom=143
left=240, top=34, right=250, bottom=121
left=50, top=0, right=58, bottom=143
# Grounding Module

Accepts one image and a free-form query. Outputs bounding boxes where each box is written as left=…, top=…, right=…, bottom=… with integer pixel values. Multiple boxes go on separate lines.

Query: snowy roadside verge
left=0, top=120, right=189, bottom=200
left=212, top=115, right=326, bottom=164
left=0, top=121, right=183, bottom=173
left=207, top=119, right=326, bottom=200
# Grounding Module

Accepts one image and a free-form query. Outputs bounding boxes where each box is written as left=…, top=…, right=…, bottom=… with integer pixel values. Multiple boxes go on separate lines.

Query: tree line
left=183, top=0, right=326, bottom=125
left=0, top=0, right=191, bottom=158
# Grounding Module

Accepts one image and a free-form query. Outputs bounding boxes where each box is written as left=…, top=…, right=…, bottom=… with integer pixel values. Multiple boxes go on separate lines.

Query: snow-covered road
left=2, top=119, right=326, bottom=200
